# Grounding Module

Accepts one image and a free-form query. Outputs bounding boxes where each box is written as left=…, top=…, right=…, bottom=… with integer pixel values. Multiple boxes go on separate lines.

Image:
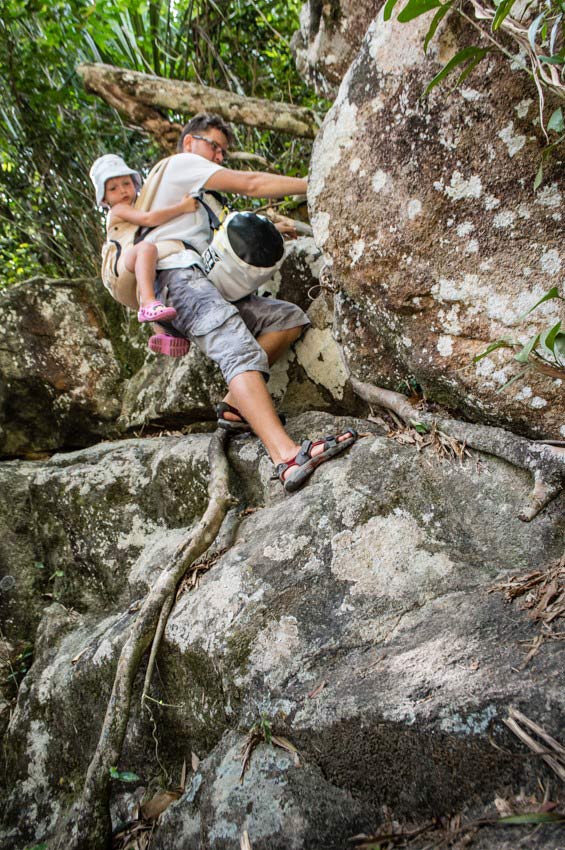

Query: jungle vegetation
left=0, top=0, right=319, bottom=284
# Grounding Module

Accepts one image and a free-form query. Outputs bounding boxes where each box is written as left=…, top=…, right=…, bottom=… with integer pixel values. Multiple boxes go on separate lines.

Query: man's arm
left=205, top=168, right=307, bottom=198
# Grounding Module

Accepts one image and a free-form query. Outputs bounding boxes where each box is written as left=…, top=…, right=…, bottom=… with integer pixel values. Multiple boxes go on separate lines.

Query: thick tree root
left=52, top=430, right=233, bottom=850
left=350, top=377, right=565, bottom=521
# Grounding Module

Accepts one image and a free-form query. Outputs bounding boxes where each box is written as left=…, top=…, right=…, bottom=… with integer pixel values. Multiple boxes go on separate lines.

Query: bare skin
left=222, top=328, right=352, bottom=476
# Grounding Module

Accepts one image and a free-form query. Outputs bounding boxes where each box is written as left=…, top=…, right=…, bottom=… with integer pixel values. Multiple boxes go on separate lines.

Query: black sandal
left=216, top=402, right=286, bottom=432
left=276, top=430, right=358, bottom=493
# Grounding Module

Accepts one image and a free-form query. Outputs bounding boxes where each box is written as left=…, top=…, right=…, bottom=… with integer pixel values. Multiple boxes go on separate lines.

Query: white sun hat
left=89, top=154, right=142, bottom=206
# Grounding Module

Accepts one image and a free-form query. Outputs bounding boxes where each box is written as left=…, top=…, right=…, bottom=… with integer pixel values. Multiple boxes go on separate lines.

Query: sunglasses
left=190, top=134, right=229, bottom=160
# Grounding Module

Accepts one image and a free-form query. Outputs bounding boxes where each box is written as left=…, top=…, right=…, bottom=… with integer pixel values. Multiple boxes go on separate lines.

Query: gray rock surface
left=292, top=0, right=380, bottom=97
left=0, top=277, right=146, bottom=457
left=1, top=415, right=563, bottom=848
left=152, top=731, right=370, bottom=850
left=308, top=10, right=565, bottom=439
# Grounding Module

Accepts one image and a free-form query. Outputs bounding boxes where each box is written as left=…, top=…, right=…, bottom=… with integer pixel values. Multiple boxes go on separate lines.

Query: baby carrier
left=135, top=157, right=286, bottom=303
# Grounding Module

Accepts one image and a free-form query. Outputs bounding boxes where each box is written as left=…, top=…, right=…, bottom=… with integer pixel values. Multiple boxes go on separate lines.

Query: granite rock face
left=308, top=10, right=565, bottom=439
left=0, top=277, right=146, bottom=457
left=1, top=414, right=563, bottom=848
left=292, top=0, right=380, bottom=97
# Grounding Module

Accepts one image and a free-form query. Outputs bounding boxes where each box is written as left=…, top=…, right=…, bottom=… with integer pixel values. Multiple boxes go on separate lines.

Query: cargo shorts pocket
left=162, top=268, right=240, bottom=338
left=188, top=299, right=239, bottom=337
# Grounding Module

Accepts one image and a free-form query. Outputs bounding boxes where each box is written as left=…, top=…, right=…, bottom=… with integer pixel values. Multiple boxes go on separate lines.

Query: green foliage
left=387, top=0, right=564, bottom=183
left=0, top=0, right=320, bottom=283
left=109, top=766, right=141, bottom=782
left=4, top=644, right=33, bottom=693
left=423, top=46, right=490, bottom=95
left=250, top=711, right=273, bottom=744
left=473, top=286, right=565, bottom=391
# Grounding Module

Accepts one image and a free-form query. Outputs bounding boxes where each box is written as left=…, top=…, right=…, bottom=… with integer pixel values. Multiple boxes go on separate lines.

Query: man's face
left=183, top=128, right=229, bottom=164
left=103, top=175, right=136, bottom=207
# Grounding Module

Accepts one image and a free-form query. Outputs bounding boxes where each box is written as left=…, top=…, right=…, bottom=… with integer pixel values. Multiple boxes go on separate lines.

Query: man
left=144, top=113, right=357, bottom=492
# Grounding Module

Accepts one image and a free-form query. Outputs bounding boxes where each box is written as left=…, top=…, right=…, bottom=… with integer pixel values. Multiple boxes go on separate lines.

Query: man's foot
left=276, top=430, right=358, bottom=493
left=138, top=300, right=177, bottom=323
left=216, top=402, right=286, bottom=432
left=148, top=334, right=190, bottom=357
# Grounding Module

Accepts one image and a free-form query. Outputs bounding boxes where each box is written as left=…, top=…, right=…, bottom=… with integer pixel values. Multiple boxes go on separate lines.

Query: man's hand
left=275, top=220, right=298, bottom=240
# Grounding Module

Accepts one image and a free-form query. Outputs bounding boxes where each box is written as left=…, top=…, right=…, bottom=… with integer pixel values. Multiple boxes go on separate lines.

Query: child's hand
left=180, top=194, right=199, bottom=213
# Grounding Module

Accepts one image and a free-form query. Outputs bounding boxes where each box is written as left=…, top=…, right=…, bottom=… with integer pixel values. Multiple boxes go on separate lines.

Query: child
left=89, top=154, right=198, bottom=331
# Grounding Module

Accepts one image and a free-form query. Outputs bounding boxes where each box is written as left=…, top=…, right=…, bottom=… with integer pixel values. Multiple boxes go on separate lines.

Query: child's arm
left=109, top=194, right=199, bottom=227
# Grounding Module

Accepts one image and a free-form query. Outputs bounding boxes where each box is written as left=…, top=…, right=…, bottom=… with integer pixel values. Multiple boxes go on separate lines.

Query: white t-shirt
left=143, top=153, right=223, bottom=270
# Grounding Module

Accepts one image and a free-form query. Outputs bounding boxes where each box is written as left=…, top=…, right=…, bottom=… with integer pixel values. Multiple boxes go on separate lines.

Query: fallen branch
left=350, top=377, right=565, bottom=521
left=52, top=430, right=233, bottom=850
left=77, top=63, right=320, bottom=141
left=504, top=707, right=565, bottom=782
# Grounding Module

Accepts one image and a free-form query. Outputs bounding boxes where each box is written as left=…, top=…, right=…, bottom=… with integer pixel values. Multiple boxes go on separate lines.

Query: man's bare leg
left=228, top=370, right=298, bottom=466
left=228, top=369, right=354, bottom=482
left=221, top=326, right=302, bottom=422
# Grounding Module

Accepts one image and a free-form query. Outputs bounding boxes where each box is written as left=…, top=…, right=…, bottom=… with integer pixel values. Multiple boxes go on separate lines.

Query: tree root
left=52, top=430, right=234, bottom=850
left=350, top=377, right=565, bottom=522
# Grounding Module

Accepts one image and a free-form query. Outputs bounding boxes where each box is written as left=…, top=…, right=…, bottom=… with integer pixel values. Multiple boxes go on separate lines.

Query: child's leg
left=122, top=242, right=158, bottom=307
left=123, top=243, right=177, bottom=323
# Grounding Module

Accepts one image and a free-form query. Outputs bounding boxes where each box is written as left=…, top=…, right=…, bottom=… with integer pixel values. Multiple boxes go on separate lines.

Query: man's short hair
left=177, top=113, right=235, bottom=152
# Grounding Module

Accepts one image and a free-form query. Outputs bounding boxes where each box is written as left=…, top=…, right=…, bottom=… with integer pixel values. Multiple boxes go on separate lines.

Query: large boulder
left=308, top=10, right=565, bottom=440
left=0, top=277, right=146, bottom=457
left=1, top=415, right=563, bottom=848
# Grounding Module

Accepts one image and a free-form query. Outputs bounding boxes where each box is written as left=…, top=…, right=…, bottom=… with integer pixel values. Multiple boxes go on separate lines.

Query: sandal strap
left=276, top=431, right=358, bottom=484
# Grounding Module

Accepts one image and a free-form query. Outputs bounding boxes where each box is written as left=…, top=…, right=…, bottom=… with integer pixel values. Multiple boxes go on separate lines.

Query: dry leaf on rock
left=140, top=790, right=180, bottom=821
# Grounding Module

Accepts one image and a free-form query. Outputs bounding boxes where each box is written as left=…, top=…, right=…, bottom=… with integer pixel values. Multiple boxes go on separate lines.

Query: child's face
left=103, top=175, right=137, bottom=207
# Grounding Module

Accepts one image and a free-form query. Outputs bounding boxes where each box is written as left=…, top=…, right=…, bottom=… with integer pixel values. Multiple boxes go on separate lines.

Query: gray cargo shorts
left=155, top=266, right=310, bottom=385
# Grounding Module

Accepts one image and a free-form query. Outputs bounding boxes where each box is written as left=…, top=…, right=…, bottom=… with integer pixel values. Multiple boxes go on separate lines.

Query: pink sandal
left=148, top=334, right=190, bottom=357
left=138, top=300, right=177, bottom=323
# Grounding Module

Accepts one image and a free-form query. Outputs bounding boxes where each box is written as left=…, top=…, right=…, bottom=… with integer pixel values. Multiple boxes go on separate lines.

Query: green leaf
left=496, top=365, right=531, bottom=392
left=109, top=767, right=141, bottom=782
left=424, top=2, right=453, bottom=52
left=534, top=160, right=544, bottom=190
left=423, top=47, right=489, bottom=96
left=547, top=107, right=564, bottom=134
left=411, top=420, right=429, bottom=433
left=498, top=812, right=565, bottom=825
left=455, top=50, right=488, bottom=86
left=398, top=0, right=442, bottom=24
left=492, top=0, right=517, bottom=31
left=514, top=333, right=540, bottom=364
left=539, top=55, right=565, bottom=64
left=539, top=320, right=561, bottom=354
left=553, top=332, right=565, bottom=364
left=473, top=339, right=511, bottom=362
left=519, top=286, right=562, bottom=319
left=383, top=0, right=401, bottom=21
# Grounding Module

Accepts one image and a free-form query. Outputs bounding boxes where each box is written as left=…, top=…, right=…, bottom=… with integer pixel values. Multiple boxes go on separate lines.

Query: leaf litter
left=370, top=409, right=472, bottom=465
left=240, top=715, right=300, bottom=782
left=489, top=552, right=565, bottom=666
